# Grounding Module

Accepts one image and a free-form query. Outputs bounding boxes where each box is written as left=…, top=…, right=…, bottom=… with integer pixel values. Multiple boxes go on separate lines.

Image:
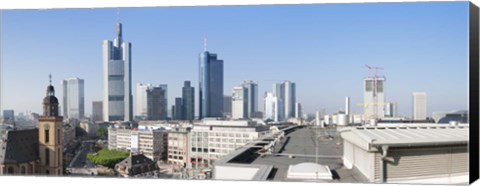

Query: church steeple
left=43, top=74, right=59, bottom=117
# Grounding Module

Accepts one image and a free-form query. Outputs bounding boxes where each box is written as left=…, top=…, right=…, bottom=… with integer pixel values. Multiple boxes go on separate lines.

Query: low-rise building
left=115, top=154, right=158, bottom=177
left=190, top=120, right=270, bottom=168
left=340, top=125, right=469, bottom=184
left=108, top=127, right=168, bottom=161
left=167, top=127, right=191, bottom=167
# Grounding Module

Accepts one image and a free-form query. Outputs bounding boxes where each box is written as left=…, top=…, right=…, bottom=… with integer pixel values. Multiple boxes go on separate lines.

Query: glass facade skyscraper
left=272, top=81, right=296, bottom=120
left=62, top=77, right=85, bottom=120
left=243, top=80, right=258, bottom=118
left=102, top=21, right=133, bottom=121
left=182, top=81, right=195, bottom=120
left=199, top=46, right=224, bottom=119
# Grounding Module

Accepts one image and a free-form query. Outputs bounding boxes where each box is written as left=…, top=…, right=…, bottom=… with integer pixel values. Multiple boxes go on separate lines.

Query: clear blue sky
left=0, top=2, right=469, bottom=118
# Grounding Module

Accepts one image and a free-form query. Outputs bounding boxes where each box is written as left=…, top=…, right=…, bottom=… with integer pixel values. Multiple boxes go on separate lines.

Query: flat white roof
left=287, top=162, right=333, bottom=180
left=340, top=125, right=469, bottom=151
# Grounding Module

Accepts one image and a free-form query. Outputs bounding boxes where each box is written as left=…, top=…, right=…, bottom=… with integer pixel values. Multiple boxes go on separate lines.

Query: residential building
left=62, top=77, right=85, bottom=120
left=231, top=86, right=248, bottom=119
left=199, top=39, right=224, bottom=119
left=167, top=127, right=191, bottom=167
left=92, top=101, right=103, bottom=122
left=115, top=154, right=158, bottom=177
left=182, top=81, right=195, bottom=120
left=413, top=92, right=427, bottom=120
left=108, top=127, right=168, bottom=161
left=102, top=20, right=133, bottom=122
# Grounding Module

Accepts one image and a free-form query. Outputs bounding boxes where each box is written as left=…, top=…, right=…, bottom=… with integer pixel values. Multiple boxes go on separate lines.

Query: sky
left=0, top=2, right=470, bottom=118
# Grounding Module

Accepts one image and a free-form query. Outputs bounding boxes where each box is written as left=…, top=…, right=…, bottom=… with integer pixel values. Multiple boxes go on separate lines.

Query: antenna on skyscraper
left=116, top=8, right=120, bottom=23
left=204, top=36, right=208, bottom=52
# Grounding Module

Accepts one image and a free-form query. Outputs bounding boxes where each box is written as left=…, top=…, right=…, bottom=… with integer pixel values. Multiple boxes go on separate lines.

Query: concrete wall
left=214, top=165, right=260, bottom=180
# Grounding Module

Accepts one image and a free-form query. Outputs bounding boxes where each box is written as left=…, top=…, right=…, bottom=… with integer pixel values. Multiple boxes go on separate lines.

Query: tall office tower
left=223, top=95, right=232, bottom=118
left=92, top=101, right=103, bottom=122
left=136, top=83, right=152, bottom=118
left=61, top=77, right=85, bottom=120
left=384, top=102, right=398, bottom=117
left=199, top=39, right=224, bottom=119
left=182, top=81, right=195, bottom=120
left=146, top=86, right=166, bottom=120
left=273, top=81, right=296, bottom=120
left=295, top=102, right=303, bottom=118
left=160, top=84, right=168, bottom=119
left=284, top=81, right=296, bottom=119
left=232, top=86, right=248, bottom=119
left=363, top=77, right=386, bottom=119
left=38, top=78, right=63, bottom=175
left=242, top=80, right=258, bottom=118
left=413, top=92, right=427, bottom=120
left=174, top=97, right=183, bottom=120
left=264, top=92, right=283, bottom=122
left=103, top=20, right=133, bottom=122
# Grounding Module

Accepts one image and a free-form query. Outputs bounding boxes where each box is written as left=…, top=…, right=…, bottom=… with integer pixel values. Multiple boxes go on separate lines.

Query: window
left=57, top=129, right=60, bottom=144
left=45, top=128, right=49, bottom=143
left=45, top=149, right=50, bottom=166
left=7, top=167, right=14, bottom=174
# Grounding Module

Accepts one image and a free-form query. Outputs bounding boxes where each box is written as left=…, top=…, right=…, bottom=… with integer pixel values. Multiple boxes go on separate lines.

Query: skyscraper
left=295, top=102, right=303, bottom=119
left=136, top=83, right=152, bottom=119
left=413, top=92, right=427, bottom=120
left=92, top=101, right=103, bottom=122
left=243, top=80, right=258, bottom=118
left=174, top=97, right=183, bottom=120
left=102, top=20, right=132, bottom=122
left=272, top=81, right=296, bottom=120
left=62, top=77, right=85, bottom=120
left=160, top=84, right=168, bottom=119
left=232, top=86, right=248, bottom=119
left=146, top=86, right=166, bottom=120
left=223, top=95, right=232, bottom=118
left=199, top=39, right=224, bottom=119
left=182, top=81, right=195, bottom=120
left=264, top=92, right=283, bottom=122
left=363, top=77, right=386, bottom=119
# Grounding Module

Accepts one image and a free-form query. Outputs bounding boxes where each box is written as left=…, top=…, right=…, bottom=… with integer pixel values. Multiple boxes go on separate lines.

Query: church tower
left=38, top=75, right=63, bottom=175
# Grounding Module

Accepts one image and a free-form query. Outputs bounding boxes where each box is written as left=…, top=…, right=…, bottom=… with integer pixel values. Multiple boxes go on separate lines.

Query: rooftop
left=214, top=126, right=368, bottom=183
left=340, top=125, right=469, bottom=150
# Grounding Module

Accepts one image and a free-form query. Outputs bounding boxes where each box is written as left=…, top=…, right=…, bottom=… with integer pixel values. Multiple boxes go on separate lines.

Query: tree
left=96, top=127, right=108, bottom=140
left=87, top=149, right=129, bottom=168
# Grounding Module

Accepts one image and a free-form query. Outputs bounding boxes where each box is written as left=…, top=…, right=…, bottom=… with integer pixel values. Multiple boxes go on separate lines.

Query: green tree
left=96, top=127, right=108, bottom=140
left=87, top=149, right=129, bottom=168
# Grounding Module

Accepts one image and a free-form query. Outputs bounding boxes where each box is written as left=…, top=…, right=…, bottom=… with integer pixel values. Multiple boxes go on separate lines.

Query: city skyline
left=1, top=2, right=469, bottom=117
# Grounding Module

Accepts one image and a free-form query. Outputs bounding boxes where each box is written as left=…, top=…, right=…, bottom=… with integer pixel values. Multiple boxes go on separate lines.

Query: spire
left=49, top=73, right=52, bottom=85
left=204, top=36, right=208, bottom=52
left=114, top=8, right=123, bottom=47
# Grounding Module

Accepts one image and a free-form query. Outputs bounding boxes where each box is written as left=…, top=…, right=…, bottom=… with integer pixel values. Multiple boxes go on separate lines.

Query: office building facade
left=264, top=92, right=283, bottom=122
left=231, top=86, right=248, bottom=119
left=199, top=45, right=224, bottom=119
left=146, top=86, right=166, bottom=120
left=92, top=101, right=103, bottom=122
left=136, top=83, right=152, bottom=119
left=223, top=96, right=232, bottom=118
left=413, top=92, right=427, bottom=120
left=102, top=21, right=133, bottom=122
left=182, top=81, right=195, bottom=120
left=62, top=77, right=85, bottom=120
left=243, top=81, right=258, bottom=118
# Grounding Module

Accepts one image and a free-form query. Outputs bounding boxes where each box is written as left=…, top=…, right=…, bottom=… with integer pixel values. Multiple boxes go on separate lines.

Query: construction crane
left=363, top=64, right=386, bottom=120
